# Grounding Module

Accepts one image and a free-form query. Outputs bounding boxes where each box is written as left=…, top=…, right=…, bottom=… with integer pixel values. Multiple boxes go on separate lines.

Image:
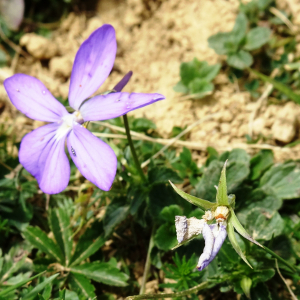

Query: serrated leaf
left=148, top=167, right=182, bottom=185
left=22, top=273, right=59, bottom=300
left=70, top=235, right=105, bottom=267
left=0, top=271, right=45, bottom=297
left=22, top=226, right=63, bottom=263
left=229, top=208, right=263, bottom=247
left=249, top=68, right=300, bottom=104
left=216, top=160, right=229, bottom=205
left=103, top=197, right=129, bottom=237
left=259, top=161, right=300, bottom=199
left=227, top=220, right=252, bottom=268
left=70, top=263, right=128, bottom=287
left=244, top=27, right=271, bottom=51
left=227, top=50, right=253, bottom=69
left=68, top=273, right=96, bottom=299
left=49, top=208, right=72, bottom=266
left=169, top=181, right=215, bottom=210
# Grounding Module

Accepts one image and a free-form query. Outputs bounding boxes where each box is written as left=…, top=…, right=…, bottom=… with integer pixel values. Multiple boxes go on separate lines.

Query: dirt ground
left=1, top=0, right=300, bottom=166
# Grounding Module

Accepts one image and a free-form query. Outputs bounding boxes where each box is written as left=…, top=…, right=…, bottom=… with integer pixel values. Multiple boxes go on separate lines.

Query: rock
left=49, top=55, right=73, bottom=78
left=252, top=118, right=265, bottom=135
left=220, top=110, right=233, bottom=122
left=271, top=102, right=300, bottom=143
left=20, top=33, right=57, bottom=59
left=220, top=122, right=231, bottom=134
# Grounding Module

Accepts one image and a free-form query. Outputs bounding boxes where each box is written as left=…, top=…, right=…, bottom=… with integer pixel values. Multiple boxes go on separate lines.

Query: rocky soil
left=1, top=0, right=300, bottom=166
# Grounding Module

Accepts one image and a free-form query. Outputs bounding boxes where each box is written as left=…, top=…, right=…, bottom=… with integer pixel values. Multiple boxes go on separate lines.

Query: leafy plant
left=208, top=13, right=271, bottom=69
left=174, top=58, right=221, bottom=98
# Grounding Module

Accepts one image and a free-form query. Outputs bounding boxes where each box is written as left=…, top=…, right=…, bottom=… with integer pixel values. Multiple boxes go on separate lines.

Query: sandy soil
left=1, top=0, right=300, bottom=165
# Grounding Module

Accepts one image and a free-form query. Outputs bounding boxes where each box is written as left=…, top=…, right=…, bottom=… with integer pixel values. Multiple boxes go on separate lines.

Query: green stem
left=123, top=114, right=146, bottom=182
left=262, top=245, right=296, bottom=273
left=139, top=227, right=155, bottom=294
left=127, top=281, right=209, bottom=300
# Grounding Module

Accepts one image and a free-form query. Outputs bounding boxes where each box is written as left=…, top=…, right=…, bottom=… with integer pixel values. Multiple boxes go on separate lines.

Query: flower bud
left=240, top=277, right=252, bottom=299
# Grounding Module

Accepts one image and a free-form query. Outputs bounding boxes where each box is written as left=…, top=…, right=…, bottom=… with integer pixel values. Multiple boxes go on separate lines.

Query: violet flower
left=4, top=24, right=165, bottom=194
left=197, top=223, right=227, bottom=271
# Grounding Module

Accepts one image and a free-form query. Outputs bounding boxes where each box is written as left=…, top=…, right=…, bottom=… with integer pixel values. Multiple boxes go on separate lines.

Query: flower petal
left=19, top=123, right=70, bottom=194
left=113, top=71, right=133, bottom=92
left=207, top=224, right=227, bottom=265
left=197, top=223, right=214, bottom=271
left=79, top=92, right=165, bottom=122
left=67, top=124, right=117, bottom=191
left=4, top=74, right=68, bottom=122
left=68, top=24, right=117, bottom=110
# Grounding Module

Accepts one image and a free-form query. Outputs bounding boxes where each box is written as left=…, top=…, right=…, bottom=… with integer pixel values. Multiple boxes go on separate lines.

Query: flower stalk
left=123, top=113, right=147, bottom=183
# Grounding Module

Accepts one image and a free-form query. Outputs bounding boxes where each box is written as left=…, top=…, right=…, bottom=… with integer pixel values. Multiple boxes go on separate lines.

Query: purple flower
left=4, top=24, right=165, bottom=194
left=197, top=223, right=227, bottom=271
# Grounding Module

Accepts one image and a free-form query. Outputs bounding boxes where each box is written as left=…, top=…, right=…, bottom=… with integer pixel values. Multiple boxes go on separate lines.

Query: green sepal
left=229, top=207, right=263, bottom=248
left=227, top=219, right=252, bottom=269
left=169, top=181, right=215, bottom=210
left=171, top=234, right=200, bottom=250
left=216, top=160, right=229, bottom=205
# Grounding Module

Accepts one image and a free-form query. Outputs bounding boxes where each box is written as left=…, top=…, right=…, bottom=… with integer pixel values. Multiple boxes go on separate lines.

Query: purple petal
left=68, top=24, right=117, bottom=110
left=67, top=124, right=117, bottom=191
left=4, top=74, right=68, bottom=122
left=113, top=71, right=133, bottom=93
left=207, top=224, right=227, bottom=264
left=79, top=92, right=165, bottom=122
left=19, top=123, right=70, bottom=194
left=197, top=223, right=214, bottom=271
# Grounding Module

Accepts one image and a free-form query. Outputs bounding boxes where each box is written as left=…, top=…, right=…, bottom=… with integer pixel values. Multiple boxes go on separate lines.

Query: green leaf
left=188, top=79, right=214, bottom=97
left=103, top=197, right=129, bottom=237
left=154, top=223, right=177, bottom=251
left=160, top=205, right=182, bottom=223
left=227, top=50, right=253, bottom=69
left=245, top=208, right=284, bottom=240
left=148, top=167, right=182, bottom=185
left=132, top=118, right=156, bottom=132
left=70, top=235, right=105, bottom=267
left=197, top=62, right=221, bottom=82
left=249, top=68, right=300, bottom=104
left=70, top=263, right=128, bottom=287
left=250, top=283, right=272, bottom=299
left=259, top=161, right=300, bottom=199
left=232, top=13, right=248, bottom=44
left=208, top=32, right=232, bottom=55
left=229, top=207, right=263, bottom=247
left=173, top=81, right=189, bottom=93
left=70, top=220, right=105, bottom=266
left=244, top=27, right=271, bottom=51
left=227, top=219, right=252, bottom=268
left=49, top=208, right=72, bottom=266
left=22, top=274, right=59, bottom=300
left=169, top=181, right=215, bottom=210
left=22, top=226, right=63, bottom=263
left=252, top=269, right=275, bottom=286
left=250, top=150, right=273, bottom=180
left=0, top=271, right=46, bottom=297
left=216, top=160, right=229, bottom=205
left=128, top=186, right=148, bottom=215
left=68, top=273, right=96, bottom=299
left=226, top=161, right=250, bottom=193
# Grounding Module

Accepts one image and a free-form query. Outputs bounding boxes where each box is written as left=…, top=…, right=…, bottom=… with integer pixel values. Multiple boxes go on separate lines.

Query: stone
left=20, top=33, right=57, bottom=59
left=49, top=56, right=73, bottom=78
left=271, top=102, right=299, bottom=143
left=252, top=118, right=265, bottom=135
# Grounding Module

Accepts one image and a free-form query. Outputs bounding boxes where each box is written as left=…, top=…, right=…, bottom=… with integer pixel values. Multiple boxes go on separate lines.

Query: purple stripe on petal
left=68, top=25, right=117, bottom=110
left=19, top=123, right=70, bottom=194
left=4, top=74, right=68, bottom=122
left=197, top=223, right=214, bottom=271
left=67, top=124, right=117, bottom=191
left=79, top=92, right=165, bottom=122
